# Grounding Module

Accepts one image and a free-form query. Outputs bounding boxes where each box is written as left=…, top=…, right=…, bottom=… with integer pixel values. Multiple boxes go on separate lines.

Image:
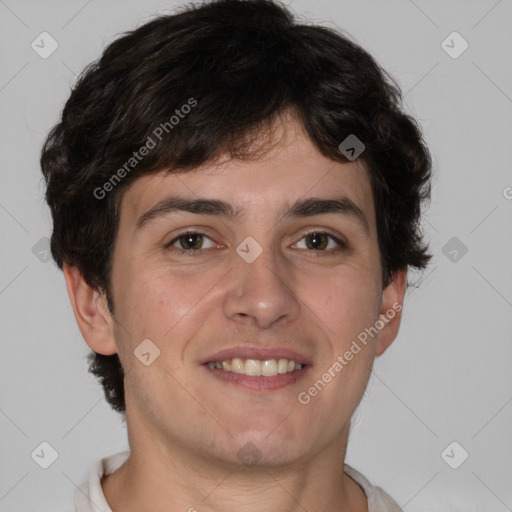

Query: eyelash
left=164, top=230, right=347, bottom=257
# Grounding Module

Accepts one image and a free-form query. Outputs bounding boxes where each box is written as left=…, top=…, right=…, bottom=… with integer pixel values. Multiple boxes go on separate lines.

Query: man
left=40, top=1, right=432, bottom=511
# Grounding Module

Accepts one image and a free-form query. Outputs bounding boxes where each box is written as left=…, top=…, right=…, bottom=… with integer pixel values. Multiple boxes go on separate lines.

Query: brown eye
left=165, top=231, right=217, bottom=254
left=177, top=233, right=203, bottom=250
left=294, top=231, right=346, bottom=253
left=305, top=232, right=329, bottom=250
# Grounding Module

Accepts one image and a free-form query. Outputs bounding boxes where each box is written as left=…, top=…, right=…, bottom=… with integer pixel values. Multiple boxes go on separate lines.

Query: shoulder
left=74, top=450, right=130, bottom=512
left=344, top=463, right=403, bottom=512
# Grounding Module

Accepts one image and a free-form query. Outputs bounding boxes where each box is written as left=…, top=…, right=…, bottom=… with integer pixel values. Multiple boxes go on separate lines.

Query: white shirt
left=74, top=450, right=403, bottom=512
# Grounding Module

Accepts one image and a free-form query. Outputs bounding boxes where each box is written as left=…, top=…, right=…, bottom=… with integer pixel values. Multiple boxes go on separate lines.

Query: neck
left=101, top=424, right=368, bottom=512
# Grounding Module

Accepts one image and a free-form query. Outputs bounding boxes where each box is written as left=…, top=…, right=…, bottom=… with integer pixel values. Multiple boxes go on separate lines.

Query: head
left=41, top=0, right=431, bottom=465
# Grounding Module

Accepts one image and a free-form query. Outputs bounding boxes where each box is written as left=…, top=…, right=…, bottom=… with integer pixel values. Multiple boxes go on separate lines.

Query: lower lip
left=203, top=364, right=309, bottom=391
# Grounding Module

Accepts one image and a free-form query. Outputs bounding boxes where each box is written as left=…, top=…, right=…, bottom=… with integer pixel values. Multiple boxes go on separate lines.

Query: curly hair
left=40, top=0, right=432, bottom=416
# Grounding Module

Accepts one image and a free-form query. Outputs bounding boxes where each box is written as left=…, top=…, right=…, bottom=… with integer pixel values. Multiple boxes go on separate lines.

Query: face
left=97, top=116, right=404, bottom=468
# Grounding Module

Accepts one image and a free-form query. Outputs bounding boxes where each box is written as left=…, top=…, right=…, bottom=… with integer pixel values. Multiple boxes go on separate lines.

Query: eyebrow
left=135, top=195, right=370, bottom=234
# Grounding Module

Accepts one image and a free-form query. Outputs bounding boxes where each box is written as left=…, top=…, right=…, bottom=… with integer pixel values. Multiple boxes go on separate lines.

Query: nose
left=222, top=243, right=301, bottom=329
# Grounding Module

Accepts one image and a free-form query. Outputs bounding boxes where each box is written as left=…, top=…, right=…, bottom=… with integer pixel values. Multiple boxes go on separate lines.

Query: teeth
left=231, top=358, right=245, bottom=373
left=245, top=359, right=261, bottom=376
left=261, top=359, right=278, bottom=376
left=278, top=359, right=289, bottom=374
left=206, top=358, right=305, bottom=376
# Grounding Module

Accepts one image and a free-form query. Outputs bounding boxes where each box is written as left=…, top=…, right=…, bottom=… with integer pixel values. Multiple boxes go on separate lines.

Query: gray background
left=1, top=0, right=511, bottom=510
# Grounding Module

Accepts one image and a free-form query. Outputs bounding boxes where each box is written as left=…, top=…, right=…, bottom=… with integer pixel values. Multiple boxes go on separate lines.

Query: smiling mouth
left=204, top=358, right=306, bottom=377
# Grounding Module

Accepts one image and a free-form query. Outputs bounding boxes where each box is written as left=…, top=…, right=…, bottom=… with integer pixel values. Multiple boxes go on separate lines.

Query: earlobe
left=63, top=264, right=118, bottom=355
left=375, top=268, right=407, bottom=357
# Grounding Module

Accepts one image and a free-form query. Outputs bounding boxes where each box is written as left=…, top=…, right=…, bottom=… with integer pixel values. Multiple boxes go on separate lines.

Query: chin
left=213, top=431, right=307, bottom=469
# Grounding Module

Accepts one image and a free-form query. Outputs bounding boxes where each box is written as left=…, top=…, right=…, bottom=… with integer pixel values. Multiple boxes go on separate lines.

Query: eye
left=293, top=231, right=346, bottom=254
left=165, top=231, right=217, bottom=255
left=163, top=229, right=346, bottom=258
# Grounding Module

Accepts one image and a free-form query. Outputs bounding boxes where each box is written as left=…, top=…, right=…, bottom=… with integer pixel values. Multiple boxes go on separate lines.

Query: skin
left=64, top=112, right=406, bottom=512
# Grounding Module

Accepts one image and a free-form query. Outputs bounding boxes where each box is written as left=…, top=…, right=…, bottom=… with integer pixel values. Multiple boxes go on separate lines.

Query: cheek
left=114, top=259, right=198, bottom=330
left=113, top=262, right=225, bottom=373
left=304, top=267, right=381, bottom=338
left=112, top=266, right=208, bottom=404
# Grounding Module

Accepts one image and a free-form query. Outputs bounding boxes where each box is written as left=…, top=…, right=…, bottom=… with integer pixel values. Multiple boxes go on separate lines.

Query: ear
left=63, top=263, right=117, bottom=355
left=375, top=268, right=407, bottom=357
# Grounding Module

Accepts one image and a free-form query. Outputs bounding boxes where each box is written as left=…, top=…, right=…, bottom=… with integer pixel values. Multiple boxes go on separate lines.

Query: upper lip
left=201, top=346, right=313, bottom=366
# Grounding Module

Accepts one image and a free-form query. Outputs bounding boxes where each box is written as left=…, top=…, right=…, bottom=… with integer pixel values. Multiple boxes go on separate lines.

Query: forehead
left=119, top=115, right=375, bottom=230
